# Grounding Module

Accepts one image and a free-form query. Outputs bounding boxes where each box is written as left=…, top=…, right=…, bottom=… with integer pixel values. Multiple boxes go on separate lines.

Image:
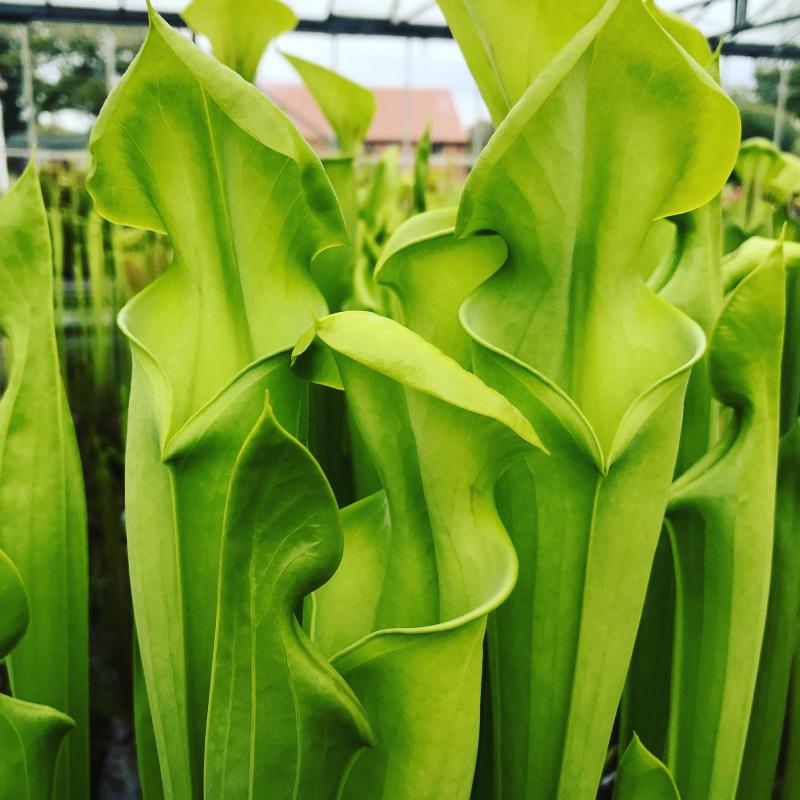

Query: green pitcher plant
left=612, top=736, right=680, bottom=800
left=182, top=0, right=296, bottom=82
left=723, top=138, right=800, bottom=251
left=0, top=547, right=75, bottom=800
left=0, top=163, right=89, bottom=800
left=720, top=236, right=800, bottom=799
left=416, top=0, right=736, bottom=796
left=294, top=310, right=543, bottom=797
left=664, top=241, right=785, bottom=800
left=87, top=5, right=543, bottom=798
left=622, top=17, right=727, bottom=762
left=88, top=6, right=346, bottom=795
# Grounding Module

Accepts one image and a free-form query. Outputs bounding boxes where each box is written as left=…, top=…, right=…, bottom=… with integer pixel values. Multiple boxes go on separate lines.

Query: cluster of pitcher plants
left=1, top=0, right=800, bottom=798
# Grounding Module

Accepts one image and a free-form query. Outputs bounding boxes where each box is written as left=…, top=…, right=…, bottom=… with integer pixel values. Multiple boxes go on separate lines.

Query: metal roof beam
left=0, top=4, right=449, bottom=37
left=304, top=14, right=446, bottom=37
left=710, top=37, right=800, bottom=58
left=0, top=3, right=798, bottom=58
left=0, top=4, right=185, bottom=26
left=729, top=12, right=800, bottom=34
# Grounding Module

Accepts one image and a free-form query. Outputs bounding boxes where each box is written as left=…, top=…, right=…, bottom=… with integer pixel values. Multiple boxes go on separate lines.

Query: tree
left=0, top=23, right=141, bottom=138
left=756, top=62, right=800, bottom=118
left=0, top=26, right=23, bottom=136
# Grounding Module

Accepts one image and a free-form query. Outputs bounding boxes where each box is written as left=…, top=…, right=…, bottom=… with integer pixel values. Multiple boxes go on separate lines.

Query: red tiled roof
left=261, top=83, right=468, bottom=146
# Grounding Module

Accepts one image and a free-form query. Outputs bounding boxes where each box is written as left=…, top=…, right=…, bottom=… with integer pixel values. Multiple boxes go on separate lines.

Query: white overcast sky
left=4, top=0, right=798, bottom=127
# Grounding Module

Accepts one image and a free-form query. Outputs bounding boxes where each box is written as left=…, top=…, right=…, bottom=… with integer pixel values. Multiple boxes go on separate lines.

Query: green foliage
left=294, top=310, right=542, bottom=797
left=716, top=237, right=800, bottom=799
left=413, top=124, right=431, bottom=214
left=283, top=52, right=376, bottom=157
left=88, top=7, right=347, bottom=796
left=725, top=139, right=800, bottom=249
left=666, top=243, right=785, bottom=800
left=205, top=397, right=373, bottom=798
left=613, top=736, right=680, bottom=800
left=621, top=26, right=725, bottom=763
left=433, top=1, right=737, bottom=796
left=280, top=52, right=376, bottom=311
left=786, top=656, right=800, bottom=799
left=0, top=548, right=74, bottom=800
left=726, top=138, right=784, bottom=246
left=182, top=0, right=296, bottom=82
left=0, top=548, right=29, bottom=660
left=0, top=162, right=89, bottom=800
left=0, top=695, right=74, bottom=800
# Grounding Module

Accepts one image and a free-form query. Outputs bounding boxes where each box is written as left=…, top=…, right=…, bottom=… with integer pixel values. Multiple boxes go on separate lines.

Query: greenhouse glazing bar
left=708, top=38, right=800, bottom=59
left=0, top=4, right=448, bottom=38
left=0, top=2, right=798, bottom=58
